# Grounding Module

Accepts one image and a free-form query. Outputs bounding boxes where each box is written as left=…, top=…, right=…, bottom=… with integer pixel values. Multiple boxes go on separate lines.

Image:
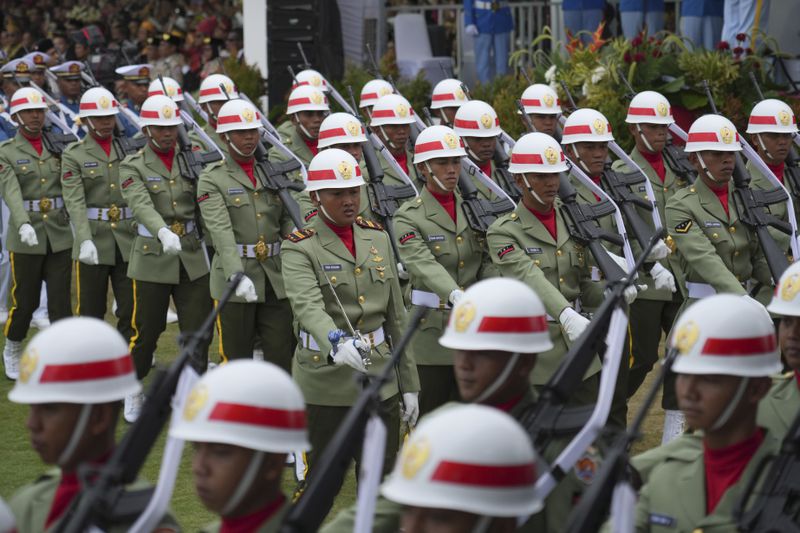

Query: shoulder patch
left=121, top=177, right=134, bottom=189
left=304, top=209, right=318, bottom=222
left=399, top=231, right=416, bottom=244
left=497, top=244, right=515, bottom=259
left=355, top=216, right=384, bottom=231
left=62, top=171, right=73, bottom=180
left=674, top=220, right=692, bottom=234
left=197, top=193, right=210, bottom=203
left=286, top=228, right=315, bottom=242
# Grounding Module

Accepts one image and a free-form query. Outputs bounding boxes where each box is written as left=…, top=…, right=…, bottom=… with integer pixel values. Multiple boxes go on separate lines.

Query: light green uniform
left=268, top=125, right=316, bottom=221
left=200, top=499, right=289, bottom=533
left=378, top=147, right=424, bottom=192
left=757, top=372, right=799, bottom=438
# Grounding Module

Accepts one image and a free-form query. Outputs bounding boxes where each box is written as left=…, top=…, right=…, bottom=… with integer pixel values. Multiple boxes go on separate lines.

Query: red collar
left=92, top=134, right=113, bottom=157
left=703, top=428, right=765, bottom=514
left=478, top=159, right=492, bottom=177
left=153, top=147, right=175, bottom=172
left=710, top=183, right=730, bottom=216
left=640, top=148, right=666, bottom=182
left=220, top=495, right=286, bottom=533
left=21, top=130, right=43, bottom=155
left=301, top=136, right=319, bottom=156
left=766, top=161, right=785, bottom=183
left=236, top=158, right=257, bottom=187
left=323, top=217, right=355, bottom=257
left=429, top=188, right=456, bottom=222
left=492, top=393, right=525, bottom=413
left=526, top=204, right=557, bottom=240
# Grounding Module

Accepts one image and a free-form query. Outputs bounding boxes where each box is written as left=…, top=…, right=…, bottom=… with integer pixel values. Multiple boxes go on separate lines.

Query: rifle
left=297, top=42, right=312, bottom=70
left=491, top=139, right=522, bottom=202
left=280, top=307, right=427, bottom=533
left=55, top=273, right=245, bottom=533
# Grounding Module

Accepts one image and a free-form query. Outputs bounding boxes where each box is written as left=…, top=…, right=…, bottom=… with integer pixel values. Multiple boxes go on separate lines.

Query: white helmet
left=147, top=77, right=184, bottom=102
left=382, top=404, right=542, bottom=517
left=767, top=260, right=800, bottom=316
left=430, top=78, right=468, bottom=110
left=169, top=360, right=309, bottom=452
left=215, top=99, right=263, bottom=134
left=139, top=95, right=183, bottom=127
left=625, top=91, right=674, bottom=125
left=198, top=74, right=238, bottom=104
left=413, top=125, right=466, bottom=164
left=9, top=87, right=48, bottom=115
left=78, top=87, right=120, bottom=118
left=286, top=85, right=329, bottom=115
left=8, top=317, right=141, bottom=404
left=508, top=132, right=569, bottom=174
left=439, top=277, right=553, bottom=353
left=370, top=94, right=416, bottom=127
left=746, top=98, right=798, bottom=134
left=305, top=148, right=365, bottom=192
left=359, top=79, right=394, bottom=109
left=520, top=84, right=561, bottom=115
left=318, top=112, right=368, bottom=149
left=292, top=68, right=329, bottom=93
left=560, top=108, right=614, bottom=144
left=684, top=114, right=742, bottom=152
left=670, top=294, right=781, bottom=377
left=453, top=100, right=501, bottom=138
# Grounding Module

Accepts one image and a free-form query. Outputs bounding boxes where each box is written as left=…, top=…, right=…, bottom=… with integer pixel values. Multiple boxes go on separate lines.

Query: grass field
left=0, top=314, right=665, bottom=530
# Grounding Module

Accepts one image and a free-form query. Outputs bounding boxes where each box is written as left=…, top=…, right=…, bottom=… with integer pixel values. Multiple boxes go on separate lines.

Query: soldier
left=269, top=84, right=328, bottom=183
left=369, top=93, right=424, bottom=190
left=22, top=51, right=50, bottom=90
left=664, top=114, right=773, bottom=441
left=519, top=83, right=562, bottom=137
left=1, top=58, right=35, bottom=98
left=452, top=99, right=504, bottom=201
left=60, top=87, right=135, bottom=343
left=0, top=87, right=73, bottom=381
left=114, top=64, right=152, bottom=138
left=154, top=30, right=186, bottom=85
left=196, top=73, right=238, bottom=154
left=280, top=148, right=419, bottom=481
left=393, top=125, right=496, bottom=415
left=627, top=294, right=781, bottom=532
left=358, top=78, right=394, bottom=119
left=291, top=69, right=329, bottom=94
left=429, top=78, right=468, bottom=127
left=197, top=99, right=295, bottom=369
left=147, top=76, right=184, bottom=103
left=48, top=61, right=84, bottom=136
left=119, top=94, right=212, bottom=422
left=170, top=360, right=309, bottom=532
left=7, top=317, right=178, bottom=531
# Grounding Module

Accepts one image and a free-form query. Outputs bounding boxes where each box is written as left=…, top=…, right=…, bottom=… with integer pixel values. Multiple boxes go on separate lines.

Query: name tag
left=16, top=159, right=29, bottom=165
left=83, top=161, right=99, bottom=168
left=427, top=235, right=445, bottom=242
left=525, top=247, right=543, bottom=254
left=228, top=187, right=245, bottom=195
left=323, top=264, right=342, bottom=272
left=703, top=221, right=722, bottom=228
left=638, top=185, right=647, bottom=192
left=648, top=513, right=676, bottom=527
left=146, top=176, right=161, bottom=182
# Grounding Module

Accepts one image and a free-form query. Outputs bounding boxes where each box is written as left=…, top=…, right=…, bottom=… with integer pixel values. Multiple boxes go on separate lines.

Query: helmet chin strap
left=224, top=133, right=256, bottom=158
left=636, top=124, right=656, bottom=153
left=378, top=125, right=399, bottom=150
left=521, top=174, right=547, bottom=205
left=696, top=153, right=721, bottom=183
left=57, top=404, right=93, bottom=467
left=710, top=377, right=749, bottom=431
left=466, top=142, right=482, bottom=162
left=439, top=109, right=450, bottom=126
left=424, top=161, right=449, bottom=191
left=221, top=451, right=264, bottom=516
left=471, top=515, right=493, bottom=533
left=570, top=145, right=591, bottom=173
left=14, top=113, right=36, bottom=135
left=203, top=103, right=218, bottom=123
left=472, top=353, right=521, bottom=405
left=755, top=133, right=775, bottom=162
left=145, top=126, right=165, bottom=151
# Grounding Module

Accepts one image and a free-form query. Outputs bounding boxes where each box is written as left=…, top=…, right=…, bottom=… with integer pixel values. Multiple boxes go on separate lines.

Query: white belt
left=411, top=289, right=450, bottom=310
left=299, top=326, right=385, bottom=352
left=138, top=220, right=196, bottom=238
left=238, top=241, right=281, bottom=259
left=24, top=197, right=63, bottom=212
left=86, top=206, right=133, bottom=221
left=686, top=280, right=750, bottom=299
left=474, top=0, right=505, bottom=9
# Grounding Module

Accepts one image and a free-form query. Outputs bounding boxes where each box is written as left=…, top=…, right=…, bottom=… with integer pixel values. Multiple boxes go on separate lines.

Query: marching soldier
left=154, top=30, right=186, bottom=85
left=280, top=148, right=419, bottom=482
left=119, top=94, right=212, bottom=422
left=170, top=360, right=309, bottom=532
left=0, top=87, right=73, bottom=381
left=452, top=99, right=504, bottom=201
left=7, top=317, right=178, bottom=532
left=291, top=69, right=330, bottom=94
left=369, top=93, right=424, bottom=191
left=358, top=78, right=394, bottom=119
left=393, top=125, right=496, bottom=415
left=429, top=78, right=468, bottom=127
left=48, top=61, right=84, bottom=136
left=60, top=87, right=135, bottom=342
left=519, top=83, right=562, bottom=137
left=197, top=99, right=295, bottom=369
left=196, top=73, right=239, bottom=154
left=114, top=64, right=152, bottom=138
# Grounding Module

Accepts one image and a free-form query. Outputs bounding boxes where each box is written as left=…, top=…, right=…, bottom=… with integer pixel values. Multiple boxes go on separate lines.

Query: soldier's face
left=146, top=125, right=178, bottom=151
left=630, top=122, right=668, bottom=154
left=88, top=114, right=116, bottom=140
left=207, top=100, right=225, bottom=118
left=400, top=506, right=516, bottom=533
left=516, top=172, right=560, bottom=209
left=419, top=157, right=460, bottom=193
left=313, top=187, right=361, bottom=226
left=16, top=108, right=45, bottom=134
left=26, top=403, right=83, bottom=465
left=328, top=142, right=363, bottom=162
left=676, top=374, right=769, bottom=432
left=293, top=110, right=326, bottom=140
left=439, top=107, right=458, bottom=126
left=779, top=315, right=800, bottom=371
left=753, top=131, right=792, bottom=164
left=690, top=150, right=734, bottom=184
left=378, top=123, right=410, bottom=152
left=225, top=128, right=260, bottom=159
left=571, top=142, right=607, bottom=176
left=463, top=136, right=496, bottom=163
left=58, top=77, right=82, bottom=99
left=453, top=350, right=535, bottom=404
left=30, top=71, right=45, bottom=88
left=127, top=82, right=149, bottom=106
left=529, top=113, right=557, bottom=136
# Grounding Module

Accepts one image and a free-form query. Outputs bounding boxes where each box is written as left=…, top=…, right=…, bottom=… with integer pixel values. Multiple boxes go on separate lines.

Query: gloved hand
left=397, top=262, right=409, bottom=280
left=465, top=24, right=479, bottom=36
left=401, top=392, right=420, bottom=426
left=18, top=223, right=37, bottom=247
left=649, top=263, right=676, bottom=293
left=233, top=274, right=258, bottom=302
left=559, top=307, right=590, bottom=342
left=78, top=240, right=99, bottom=265
left=647, top=239, right=671, bottom=261
left=623, top=284, right=640, bottom=304
left=449, top=289, right=465, bottom=306
left=330, top=338, right=368, bottom=373
left=157, top=227, right=182, bottom=255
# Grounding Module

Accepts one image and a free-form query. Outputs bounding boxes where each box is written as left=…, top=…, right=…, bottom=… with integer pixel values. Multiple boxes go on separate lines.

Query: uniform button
left=42, top=214, right=48, bottom=220
left=234, top=198, right=240, bottom=204
left=256, top=213, right=262, bottom=219
left=663, top=187, right=668, bottom=192
left=458, top=260, right=465, bottom=268
left=254, top=192, right=259, bottom=197
left=358, top=295, right=366, bottom=304
left=734, top=250, right=739, bottom=257
left=379, top=271, right=385, bottom=278
left=90, top=170, right=95, bottom=175
left=558, top=277, right=565, bottom=284
left=712, top=233, right=718, bottom=239
left=416, top=198, right=422, bottom=204
left=434, top=245, right=441, bottom=252
left=330, top=276, right=337, bottom=284
left=38, top=161, right=43, bottom=165
left=21, top=166, right=26, bottom=171
left=40, top=178, right=46, bottom=184
left=143, top=245, right=149, bottom=250
left=534, top=260, right=541, bottom=266
left=172, top=201, right=178, bottom=207
left=170, top=180, right=176, bottom=185
left=110, top=222, right=117, bottom=229
left=108, top=163, right=113, bottom=168
left=357, top=319, right=364, bottom=326
left=110, top=183, right=116, bottom=189
left=153, top=185, right=159, bottom=190
left=556, top=249, right=562, bottom=256
left=355, top=267, right=362, bottom=275
left=510, top=213, right=518, bottom=219
left=729, top=226, right=736, bottom=233
left=689, top=187, right=696, bottom=193
left=420, top=317, right=427, bottom=324
left=456, top=236, right=463, bottom=244
left=259, top=235, right=265, bottom=240
left=312, top=355, right=320, bottom=362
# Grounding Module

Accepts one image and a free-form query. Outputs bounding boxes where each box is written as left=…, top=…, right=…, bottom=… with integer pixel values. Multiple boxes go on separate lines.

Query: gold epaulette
left=286, top=228, right=315, bottom=242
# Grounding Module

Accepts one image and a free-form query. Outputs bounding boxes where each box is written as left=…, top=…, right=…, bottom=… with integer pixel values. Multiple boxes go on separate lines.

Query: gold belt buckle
left=39, top=197, right=51, bottom=213
left=107, top=204, right=121, bottom=222
left=665, top=235, right=676, bottom=253
left=254, top=239, right=269, bottom=262
left=170, top=221, right=185, bottom=237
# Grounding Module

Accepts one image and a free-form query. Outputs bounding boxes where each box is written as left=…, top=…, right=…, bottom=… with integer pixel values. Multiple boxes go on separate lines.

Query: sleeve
left=119, top=157, right=168, bottom=237
left=477, top=240, right=499, bottom=279
left=197, top=172, right=241, bottom=280
left=60, top=148, right=91, bottom=244
left=0, top=151, right=30, bottom=228
left=749, top=233, right=774, bottom=287
left=385, top=234, right=419, bottom=392
left=463, top=0, right=476, bottom=26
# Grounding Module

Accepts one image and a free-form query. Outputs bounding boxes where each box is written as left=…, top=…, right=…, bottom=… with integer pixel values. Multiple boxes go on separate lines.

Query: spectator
left=199, top=37, right=224, bottom=80
left=721, top=0, right=769, bottom=48
left=463, top=0, right=514, bottom=84
left=154, top=29, right=186, bottom=84
left=680, top=0, right=724, bottom=50
left=620, top=0, right=665, bottom=38
left=562, top=0, right=605, bottom=43
left=223, top=28, right=243, bottom=63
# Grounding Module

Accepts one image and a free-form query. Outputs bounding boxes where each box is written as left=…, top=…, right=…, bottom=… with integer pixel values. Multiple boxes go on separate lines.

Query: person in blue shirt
left=464, top=0, right=513, bottom=84
left=680, top=0, right=724, bottom=50
left=619, top=0, right=665, bottom=38
left=562, top=0, right=605, bottom=43
left=49, top=61, right=86, bottom=138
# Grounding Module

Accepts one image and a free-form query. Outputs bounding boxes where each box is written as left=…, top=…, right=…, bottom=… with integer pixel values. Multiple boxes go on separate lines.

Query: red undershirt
left=703, top=428, right=765, bottom=514
left=590, top=175, right=602, bottom=201
left=711, top=184, right=730, bottom=216
left=21, top=130, right=43, bottom=155
left=394, top=151, right=409, bottom=175
left=220, top=494, right=286, bottom=533
left=478, top=160, right=492, bottom=178
left=302, top=136, right=319, bottom=156
left=493, top=392, right=525, bottom=413
left=641, top=149, right=666, bottom=183
left=45, top=451, right=113, bottom=528
left=154, top=147, right=175, bottom=173
left=236, top=158, right=257, bottom=187
left=324, top=218, right=355, bottom=257
left=795, top=370, right=800, bottom=390
left=527, top=204, right=557, bottom=240
left=430, top=188, right=456, bottom=222
left=766, top=161, right=785, bottom=184
left=93, top=135, right=112, bottom=157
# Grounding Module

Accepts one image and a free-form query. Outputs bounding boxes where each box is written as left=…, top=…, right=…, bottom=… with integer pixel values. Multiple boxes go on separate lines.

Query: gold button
left=434, top=245, right=441, bottom=251
left=172, top=201, right=178, bottom=207
left=420, top=317, right=427, bottom=324
left=456, top=236, right=463, bottom=244
left=38, top=161, right=43, bottom=165
left=556, top=249, right=562, bottom=256
left=312, top=355, right=320, bottom=362
left=90, top=170, right=95, bottom=175
left=692, top=529, right=703, bottom=533
left=729, top=226, right=735, bottom=233
left=379, top=271, right=384, bottom=278
left=110, top=183, right=116, bottom=189
left=170, top=179, right=175, bottom=185
left=416, top=198, right=422, bottom=204
left=534, top=259, right=541, bottom=266
left=330, top=276, right=337, bottom=283
left=712, top=232, right=718, bottom=239
left=42, top=214, right=48, bottom=219
left=110, top=222, right=117, bottom=229
left=355, top=267, right=362, bottom=275
left=256, top=213, right=262, bottom=219
left=143, top=244, right=149, bottom=250
left=510, top=213, right=517, bottom=219
left=259, top=235, right=265, bottom=240
left=254, top=192, right=259, bottom=197
left=559, top=277, right=565, bottom=283
left=21, top=166, right=26, bottom=171
left=357, top=319, right=364, bottom=326
left=358, top=295, right=366, bottom=304
left=663, top=187, right=668, bottom=192
left=690, top=187, right=696, bottom=193
left=40, top=178, right=46, bottom=183
left=234, top=198, right=240, bottom=204
left=108, top=163, right=113, bottom=168
left=458, top=260, right=465, bottom=268
left=734, top=250, right=739, bottom=256
left=153, top=185, right=159, bottom=190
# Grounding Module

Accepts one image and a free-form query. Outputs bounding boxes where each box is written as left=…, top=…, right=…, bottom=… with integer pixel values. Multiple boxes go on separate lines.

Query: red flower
left=736, top=32, right=747, bottom=42
left=745, top=47, right=754, bottom=55
left=631, top=35, right=643, bottom=47
left=733, top=46, right=744, bottom=56
left=624, top=51, right=633, bottom=63
left=716, top=41, right=730, bottom=50
left=652, top=49, right=662, bottom=58
left=634, top=52, right=646, bottom=62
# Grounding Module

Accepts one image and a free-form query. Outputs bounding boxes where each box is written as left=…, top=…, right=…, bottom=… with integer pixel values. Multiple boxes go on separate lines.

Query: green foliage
left=223, top=57, right=266, bottom=105
left=471, top=74, right=530, bottom=139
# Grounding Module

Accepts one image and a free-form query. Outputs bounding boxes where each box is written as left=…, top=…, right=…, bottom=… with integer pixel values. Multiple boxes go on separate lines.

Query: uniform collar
left=514, top=200, right=570, bottom=247
left=695, top=178, right=736, bottom=224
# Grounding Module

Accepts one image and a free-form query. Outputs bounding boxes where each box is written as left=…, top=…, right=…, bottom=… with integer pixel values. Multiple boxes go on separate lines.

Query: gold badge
left=480, top=113, right=493, bottom=129
left=162, top=106, right=173, bottom=119
left=39, top=197, right=51, bottom=213
left=18, top=348, right=38, bottom=384
left=139, top=66, right=150, bottom=77
left=396, top=103, right=409, bottom=118
left=673, top=320, right=700, bottom=354
left=781, top=273, right=800, bottom=302
left=69, top=63, right=81, bottom=73
left=242, top=108, right=255, bottom=123
left=17, top=62, right=29, bottom=73
left=370, top=245, right=378, bottom=255
left=379, top=86, right=392, bottom=97
left=544, top=146, right=559, bottom=165
left=338, top=160, right=353, bottom=180
left=183, top=384, right=209, bottom=421
left=444, top=133, right=458, bottom=149
left=455, top=87, right=466, bottom=101
left=779, top=111, right=791, bottom=127
left=593, top=118, right=605, bottom=135
left=255, top=238, right=269, bottom=262
left=311, top=91, right=323, bottom=105
left=401, top=437, right=431, bottom=479
left=224, top=82, right=234, bottom=95
left=453, top=301, right=476, bottom=333
left=166, top=85, right=176, bottom=97
left=170, top=220, right=186, bottom=237
left=107, top=204, right=121, bottom=222
left=99, top=96, right=110, bottom=109
left=720, top=126, right=734, bottom=144
left=30, top=92, right=41, bottom=103
left=657, top=102, right=668, bottom=117
left=346, top=121, right=360, bottom=136
left=543, top=93, right=555, bottom=107
left=311, top=74, right=322, bottom=87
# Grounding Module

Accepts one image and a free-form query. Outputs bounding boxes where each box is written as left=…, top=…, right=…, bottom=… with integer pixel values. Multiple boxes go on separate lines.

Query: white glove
left=465, top=24, right=479, bottom=36
left=331, top=338, right=368, bottom=373
left=18, top=223, right=37, bottom=247
left=649, top=263, right=676, bottom=293
left=401, top=392, right=420, bottom=426
left=234, top=274, right=258, bottom=302
left=78, top=240, right=99, bottom=265
left=449, top=289, right=465, bottom=306
left=157, top=227, right=182, bottom=255
left=647, top=239, right=671, bottom=261
left=397, top=262, right=409, bottom=280
left=623, top=284, right=640, bottom=304
left=559, top=307, right=590, bottom=342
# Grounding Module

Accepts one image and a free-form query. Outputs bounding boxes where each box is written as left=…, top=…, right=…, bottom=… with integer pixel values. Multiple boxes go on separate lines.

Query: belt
left=138, top=220, right=196, bottom=238
left=686, top=280, right=750, bottom=299
left=299, top=326, right=385, bottom=352
left=86, top=206, right=133, bottom=222
left=238, top=241, right=281, bottom=261
left=24, top=196, right=63, bottom=213
left=411, top=289, right=450, bottom=310
left=474, top=0, right=505, bottom=9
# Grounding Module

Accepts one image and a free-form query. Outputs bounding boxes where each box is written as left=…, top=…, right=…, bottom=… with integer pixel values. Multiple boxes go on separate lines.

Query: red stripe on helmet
left=628, top=106, right=657, bottom=116
left=477, top=315, right=548, bottom=333
left=40, top=354, right=134, bottom=383
left=701, top=334, right=776, bottom=355
left=288, top=97, right=313, bottom=107
left=209, top=401, right=307, bottom=429
left=562, top=124, right=593, bottom=136
left=371, top=109, right=398, bottom=118
left=80, top=103, right=98, bottom=110
left=307, top=169, right=338, bottom=181
left=521, top=98, right=542, bottom=107
left=510, top=153, right=544, bottom=165
left=217, top=115, right=243, bottom=124
left=199, top=87, right=222, bottom=96
left=454, top=118, right=480, bottom=130
left=140, top=110, right=161, bottom=119
left=748, top=115, right=778, bottom=125
left=687, top=132, right=722, bottom=143
left=415, top=140, right=445, bottom=153
left=431, top=461, right=536, bottom=487
left=432, top=93, right=456, bottom=102
left=318, top=127, right=348, bottom=140
left=361, top=92, right=378, bottom=100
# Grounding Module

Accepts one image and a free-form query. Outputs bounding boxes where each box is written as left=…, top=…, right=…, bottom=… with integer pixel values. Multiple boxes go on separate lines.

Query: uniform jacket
left=378, top=147, right=424, bottom=193
left=757, top=372, right=799, bottom=439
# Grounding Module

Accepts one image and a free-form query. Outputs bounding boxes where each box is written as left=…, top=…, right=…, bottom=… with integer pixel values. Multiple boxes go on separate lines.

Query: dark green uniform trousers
left=4, top=247, right=71, bottom=342
left=129, top=265, right=213, bottom=379
left=418, top=365, right=460, bottom=417
left=75, top=245, right=134, bottom=342
left=216, top=279, right=295, bottom=372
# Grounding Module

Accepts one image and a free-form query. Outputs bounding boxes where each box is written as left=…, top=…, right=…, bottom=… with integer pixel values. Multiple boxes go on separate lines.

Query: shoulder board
left=286, top=228, right=315, bottom=242
left=356, top=216, right=384, bottom=231
left=204, top=159, right=225, bottom=172
left=0, top=138, right=13, bottom=149
left=62, top=140, right=82, bottom=154
left=496, top=210, right=522, bottom=226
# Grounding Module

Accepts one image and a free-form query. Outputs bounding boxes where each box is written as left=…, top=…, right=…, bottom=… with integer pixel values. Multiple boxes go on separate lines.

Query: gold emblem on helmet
left=544, top=146, right=559, bottom=165
left=242, top=108, right=255, bottom=123
left=401, top=437, right=431, bottom=479
left=30, top=92, right=41, bottom=103
left=166, top=85, right=176, bottom=97
left=311, top=75, right=322, bottom=87
left=311, top=91, right=323, bottom=105
left=162, top=106, right=173, bottom=119
left=720, top=127, right=734, bottom=144
left=593, top=118, right=605, bottom=135
left=453, top=301, right=476, bottom=333
left=18, top=349, right=38, bottom=384
left=396, top=103, right=409, bottom=118
left=781, top=273, right=800, bottom=301
left=183, top=384, right=209, bottom=421
left=779, top=111, right=791, bottom=127
left=543, top=93, right=555, bottom=107
left=657, top=102, right=668, bottom=117
left=338, top=161, right=354, bottom=180
left=379, top=86, right=392, bottom=97
left=17, top=62, right=29, bottom=73
left=673, top=320, right=700, bottom=354
left=224, top=82, right=233, bottom=95
left=346, top=121, right=360, bottom=136
left=444, top=133, right=458, bottom=149
left=98, top=96, right=110, bottom=109
left=455, top=87, right=466, bottom=101
left=480, top=113, right=493, bottom=129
